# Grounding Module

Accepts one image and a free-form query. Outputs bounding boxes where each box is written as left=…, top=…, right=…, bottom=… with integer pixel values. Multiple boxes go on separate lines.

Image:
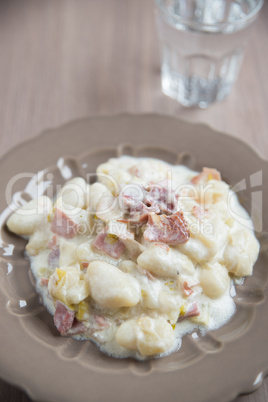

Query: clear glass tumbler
left=155, top=0, right=264, bottom=108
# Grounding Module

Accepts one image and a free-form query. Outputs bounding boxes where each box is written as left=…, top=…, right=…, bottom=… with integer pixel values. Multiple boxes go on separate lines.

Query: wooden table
left=0, top=1, right=267, bottom=401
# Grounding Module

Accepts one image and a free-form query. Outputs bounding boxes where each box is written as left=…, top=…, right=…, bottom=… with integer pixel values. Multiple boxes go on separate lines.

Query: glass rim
left=155, top=0, right=264, bottom=30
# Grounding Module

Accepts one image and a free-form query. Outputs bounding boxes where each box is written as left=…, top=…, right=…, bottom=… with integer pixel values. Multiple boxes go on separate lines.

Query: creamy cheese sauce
left=7, top=157, right=260, bottom=360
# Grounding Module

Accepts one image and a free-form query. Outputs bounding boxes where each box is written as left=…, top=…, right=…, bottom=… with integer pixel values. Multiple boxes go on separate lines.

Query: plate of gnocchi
left=0, top=114, right=268, bottom=402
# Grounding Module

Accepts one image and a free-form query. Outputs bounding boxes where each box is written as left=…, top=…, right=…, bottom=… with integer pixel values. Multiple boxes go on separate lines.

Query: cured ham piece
left=94, top=315, right=110, bottom=329
left=182, top=281, right=194, bottom=297
left=192, top=205, right=209, bottom=220
left=48, top=235, right=57, bottom=249
left=154, top=242, right=170, bottom=253
left=178, top=303, right=200, bottom=322
left=122, top=190, right=159, bottom=216
left=48, top=246, right=60, bottom=268
left=40, top=278, right=49, bottom=286
left=144, top=184, right=176, bottom=215
left=122, top=194, right=144, bottom=213
left=51, top=208, right=78, bottom=239
left=54, top=301, right=75, bottom=334
left=118, top=214, right=148, bottom=227
left=191, top=167, right=221, bottom=185
left=66, top=319, right=86, bottom=335
left=145, top=270, right=156, bottom=281
left=144, top=212, right=190, bottom=245
left=120, top=183, right=176, bottom=225
left=93, top=231, right=125, bottom=259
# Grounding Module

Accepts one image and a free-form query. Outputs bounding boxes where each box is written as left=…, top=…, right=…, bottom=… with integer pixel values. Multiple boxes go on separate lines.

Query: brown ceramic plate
left=0, top=114, right=268, bottom=402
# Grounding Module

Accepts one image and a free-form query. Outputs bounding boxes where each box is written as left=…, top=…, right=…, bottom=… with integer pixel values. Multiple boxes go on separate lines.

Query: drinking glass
left=155, top=0, right=264, bottom=108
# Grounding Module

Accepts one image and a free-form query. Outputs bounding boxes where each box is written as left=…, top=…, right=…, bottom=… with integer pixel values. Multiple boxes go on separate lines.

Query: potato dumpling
left=97, top=163, right=132, bottom=195
left=199, top=262, right=230, bottom=299
left=57, top=177, right=90, bottom=209
left=141, top=282, right=181, bottom=324
left=96, top=190, right=123, bottom=222
left=86, top=261, right=140, bottom=308
left=210, top=201, right=235, bottom=227
left=224, top=229, right=259, bottom=277
left=137, top=244, right=195, bottom=278
left=59, top=240, right=77, bottom=267
left=178, top=237, right=214, bottom=263
left=115, top=316, right=175, bottom=356
left=119, top=260, right=138, bottom=274
left=129, top=159, right=169, bottom=184
left=158, top=291, right=181, bottom=324
left=48, top=266, right=89, bottom=307
left=141, top=280, right=162, bottom=310
left=7, top=196, right=52, bottom=236
left=26, top=227, right=51, bottom=256
left=89, top=182, right=108, bottom=212
left=186, top=213, right=228, bottom=260
left=76, top=241, right=93, bottom=263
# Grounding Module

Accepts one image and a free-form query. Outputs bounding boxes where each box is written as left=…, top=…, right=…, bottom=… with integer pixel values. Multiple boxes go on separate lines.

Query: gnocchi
left=137, top=244, right=195, bottom=277
left=7, top=196, right=52, bottom=236
left=86, top=261, right=141, bottom=308
left=115, top=316, right=175, bottom=356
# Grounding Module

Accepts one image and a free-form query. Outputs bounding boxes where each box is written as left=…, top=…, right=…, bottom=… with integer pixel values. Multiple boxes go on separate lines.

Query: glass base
left=162, top=70, right=232, bottom=108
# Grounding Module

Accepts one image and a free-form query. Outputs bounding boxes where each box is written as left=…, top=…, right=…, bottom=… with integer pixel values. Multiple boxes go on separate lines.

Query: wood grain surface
left=0, top=0, right=267, bottom=401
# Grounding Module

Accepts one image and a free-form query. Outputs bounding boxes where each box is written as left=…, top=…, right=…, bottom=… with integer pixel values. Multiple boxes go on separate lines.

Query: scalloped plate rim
left=0, top=113, right=267, bottom=167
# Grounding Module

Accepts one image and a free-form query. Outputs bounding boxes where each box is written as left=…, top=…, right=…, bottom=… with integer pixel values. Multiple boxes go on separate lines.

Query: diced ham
left=118, top=213, right=148, bottom=227
left=182, top=281, right=194, bottom=297
left=92, top=231, right=125, bottom=259
left=145, top=270, right=156, bottom=281
left=66, top=319, right=86, bottom=335
left=54, top=301, right=75, bottom=334
left=48, top=246, right=60, bottom=268
left=192, top=205, right=209, bottom=220
left=40, top=278, right=49, bottom=286
left=120, top=181, right=178, bottom=228
left=203, top=167, right=221, bottom=180
left=94, top=315, right=110, bottom=329
left=154, top=242, right=170, bottom=253
left=144, top=212, right=190, bottom=245
left=144, top=184, right=176, bottom=215
left=48, top=234, right=60, bottom=267
left=128, top=165, right=140, bottom=177
left=81, top=261, right=89, bottom=269
left=136, top=265, right=156, bottom=281
left=48, top=235, right=57, bottom=249
left=122, top=194, right=144, bottom=213
left=119, top=192, right=148, bottom=225
left=185, top=303, right=200, bottom=318
left=137, top=266, right=147, bottom=276
left=51, top=208, right=78, bottom=239
left=141, top=201, right=160, bottom=215
left=178, top=303, right=200, bottom=322
left=191, top=167, right=221, bottom=185
left=120, top=184, right=158, bottom=222
left=120, top=184, right=145, bottom=212
left=118, top=230, right=134, bottom=241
